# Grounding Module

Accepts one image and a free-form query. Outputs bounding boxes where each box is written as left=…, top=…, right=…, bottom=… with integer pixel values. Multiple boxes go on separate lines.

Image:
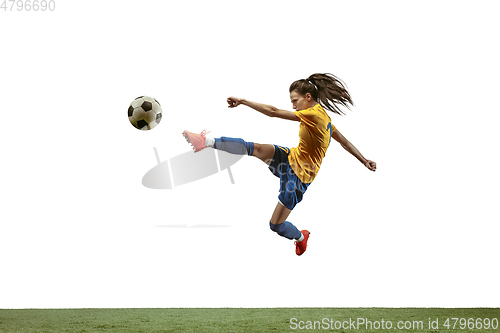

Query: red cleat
left=295, top=230, right=310, bottom=256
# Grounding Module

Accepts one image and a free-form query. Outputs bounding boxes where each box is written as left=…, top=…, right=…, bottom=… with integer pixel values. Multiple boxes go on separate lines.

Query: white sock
left=297, top=233, right=304, bottom=242
left=205, top=137, right=215, bottom=148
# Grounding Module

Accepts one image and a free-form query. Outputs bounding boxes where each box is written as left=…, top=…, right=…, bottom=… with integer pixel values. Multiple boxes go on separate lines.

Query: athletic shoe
left=182, top=130, right=210, bottom=152
left=295, top=230, right=310, bottom=256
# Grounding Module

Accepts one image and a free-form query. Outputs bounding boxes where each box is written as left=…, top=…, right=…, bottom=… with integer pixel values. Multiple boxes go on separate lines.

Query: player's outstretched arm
left=332, top=130, right=377, bottom=171
left=227, top=97, right=299, bottom=121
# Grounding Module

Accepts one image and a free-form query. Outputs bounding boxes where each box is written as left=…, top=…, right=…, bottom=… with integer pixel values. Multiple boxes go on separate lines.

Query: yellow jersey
left=288, top=103, right=336, bottom=183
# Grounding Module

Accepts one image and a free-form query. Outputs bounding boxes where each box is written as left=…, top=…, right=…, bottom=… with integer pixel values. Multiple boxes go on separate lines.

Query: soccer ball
left=128, top=96, right=162, bottom=130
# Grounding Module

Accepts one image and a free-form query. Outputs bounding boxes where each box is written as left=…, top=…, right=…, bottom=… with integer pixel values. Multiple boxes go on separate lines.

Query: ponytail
left=289, top=73, right=353, bottom=115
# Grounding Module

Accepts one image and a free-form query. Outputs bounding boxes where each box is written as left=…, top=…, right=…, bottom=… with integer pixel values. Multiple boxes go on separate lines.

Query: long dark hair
left=289, top=73, right=353, bottom=115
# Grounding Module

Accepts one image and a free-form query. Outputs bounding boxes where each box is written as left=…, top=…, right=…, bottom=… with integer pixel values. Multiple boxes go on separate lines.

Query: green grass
left=0, top=308, right=499, bottom=332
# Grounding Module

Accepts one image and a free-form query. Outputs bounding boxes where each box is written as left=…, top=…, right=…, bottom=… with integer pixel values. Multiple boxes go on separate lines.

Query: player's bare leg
left=251, top=143, right=275, bottom=165
left=270, top=201, right=292, bottom=225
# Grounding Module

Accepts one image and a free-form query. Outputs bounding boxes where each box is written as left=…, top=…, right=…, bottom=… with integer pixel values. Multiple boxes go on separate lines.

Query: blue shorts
left=268, top=145, right=310, bottom=210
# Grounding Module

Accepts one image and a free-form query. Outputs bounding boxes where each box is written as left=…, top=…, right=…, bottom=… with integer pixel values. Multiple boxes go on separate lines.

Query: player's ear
left=305, top=93, right=312, bottom=101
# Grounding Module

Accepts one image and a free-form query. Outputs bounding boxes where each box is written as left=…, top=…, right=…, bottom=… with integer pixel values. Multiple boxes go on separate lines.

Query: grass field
left=0, top=308, right=499, bottom=332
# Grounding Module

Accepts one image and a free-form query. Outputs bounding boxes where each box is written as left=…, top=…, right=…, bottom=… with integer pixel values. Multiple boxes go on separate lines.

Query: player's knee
left=269, top=221, right=284, bottom=233
left=252, top=143, right=262, bottom=157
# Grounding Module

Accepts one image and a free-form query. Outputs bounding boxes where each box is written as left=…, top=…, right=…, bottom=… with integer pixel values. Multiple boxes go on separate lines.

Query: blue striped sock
left=214, top=137, right=254, bottom=156
left=269, top=221, right=302, bottom=240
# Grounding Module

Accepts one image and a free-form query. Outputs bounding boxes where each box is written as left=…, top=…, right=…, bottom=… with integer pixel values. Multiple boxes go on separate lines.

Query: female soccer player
left=183, top=73, right=376, bottom=256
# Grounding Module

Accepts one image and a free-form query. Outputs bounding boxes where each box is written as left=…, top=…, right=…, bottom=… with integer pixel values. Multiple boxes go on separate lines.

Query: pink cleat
left=182, top=130, right=210, bottom=152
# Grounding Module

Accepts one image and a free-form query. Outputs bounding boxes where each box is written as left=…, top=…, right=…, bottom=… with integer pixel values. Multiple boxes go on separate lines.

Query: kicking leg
left=211, top=136, right=275, bottom=165
left=183, top=131, right=275, bottom=165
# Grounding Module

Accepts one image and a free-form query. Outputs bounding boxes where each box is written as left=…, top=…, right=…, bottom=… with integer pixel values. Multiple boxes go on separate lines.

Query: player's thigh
left=252, top=143, right=275, bottom=164
left=270, top=201, right=292, bottom=225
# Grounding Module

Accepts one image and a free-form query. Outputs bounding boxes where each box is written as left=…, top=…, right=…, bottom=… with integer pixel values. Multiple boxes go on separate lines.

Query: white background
left=1, top=0, right=499, bottom=308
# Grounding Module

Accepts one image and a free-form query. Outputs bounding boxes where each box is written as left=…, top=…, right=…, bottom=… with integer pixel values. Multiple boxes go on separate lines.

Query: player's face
left=290, top=90, right=312, bottom=111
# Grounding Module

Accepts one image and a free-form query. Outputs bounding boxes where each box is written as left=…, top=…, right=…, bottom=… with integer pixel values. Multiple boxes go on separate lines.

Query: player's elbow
left=266, top=106, right=278, bottom=117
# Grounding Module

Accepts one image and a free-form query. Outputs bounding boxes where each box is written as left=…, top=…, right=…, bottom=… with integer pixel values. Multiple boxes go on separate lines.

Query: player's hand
left=365, top=160, right=377, bottom=172
left=227, top=97, right=244, bottom=108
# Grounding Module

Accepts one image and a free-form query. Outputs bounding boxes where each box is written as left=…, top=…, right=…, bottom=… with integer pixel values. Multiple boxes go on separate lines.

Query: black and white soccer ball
left=128, top=96, right=162, bottom=130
